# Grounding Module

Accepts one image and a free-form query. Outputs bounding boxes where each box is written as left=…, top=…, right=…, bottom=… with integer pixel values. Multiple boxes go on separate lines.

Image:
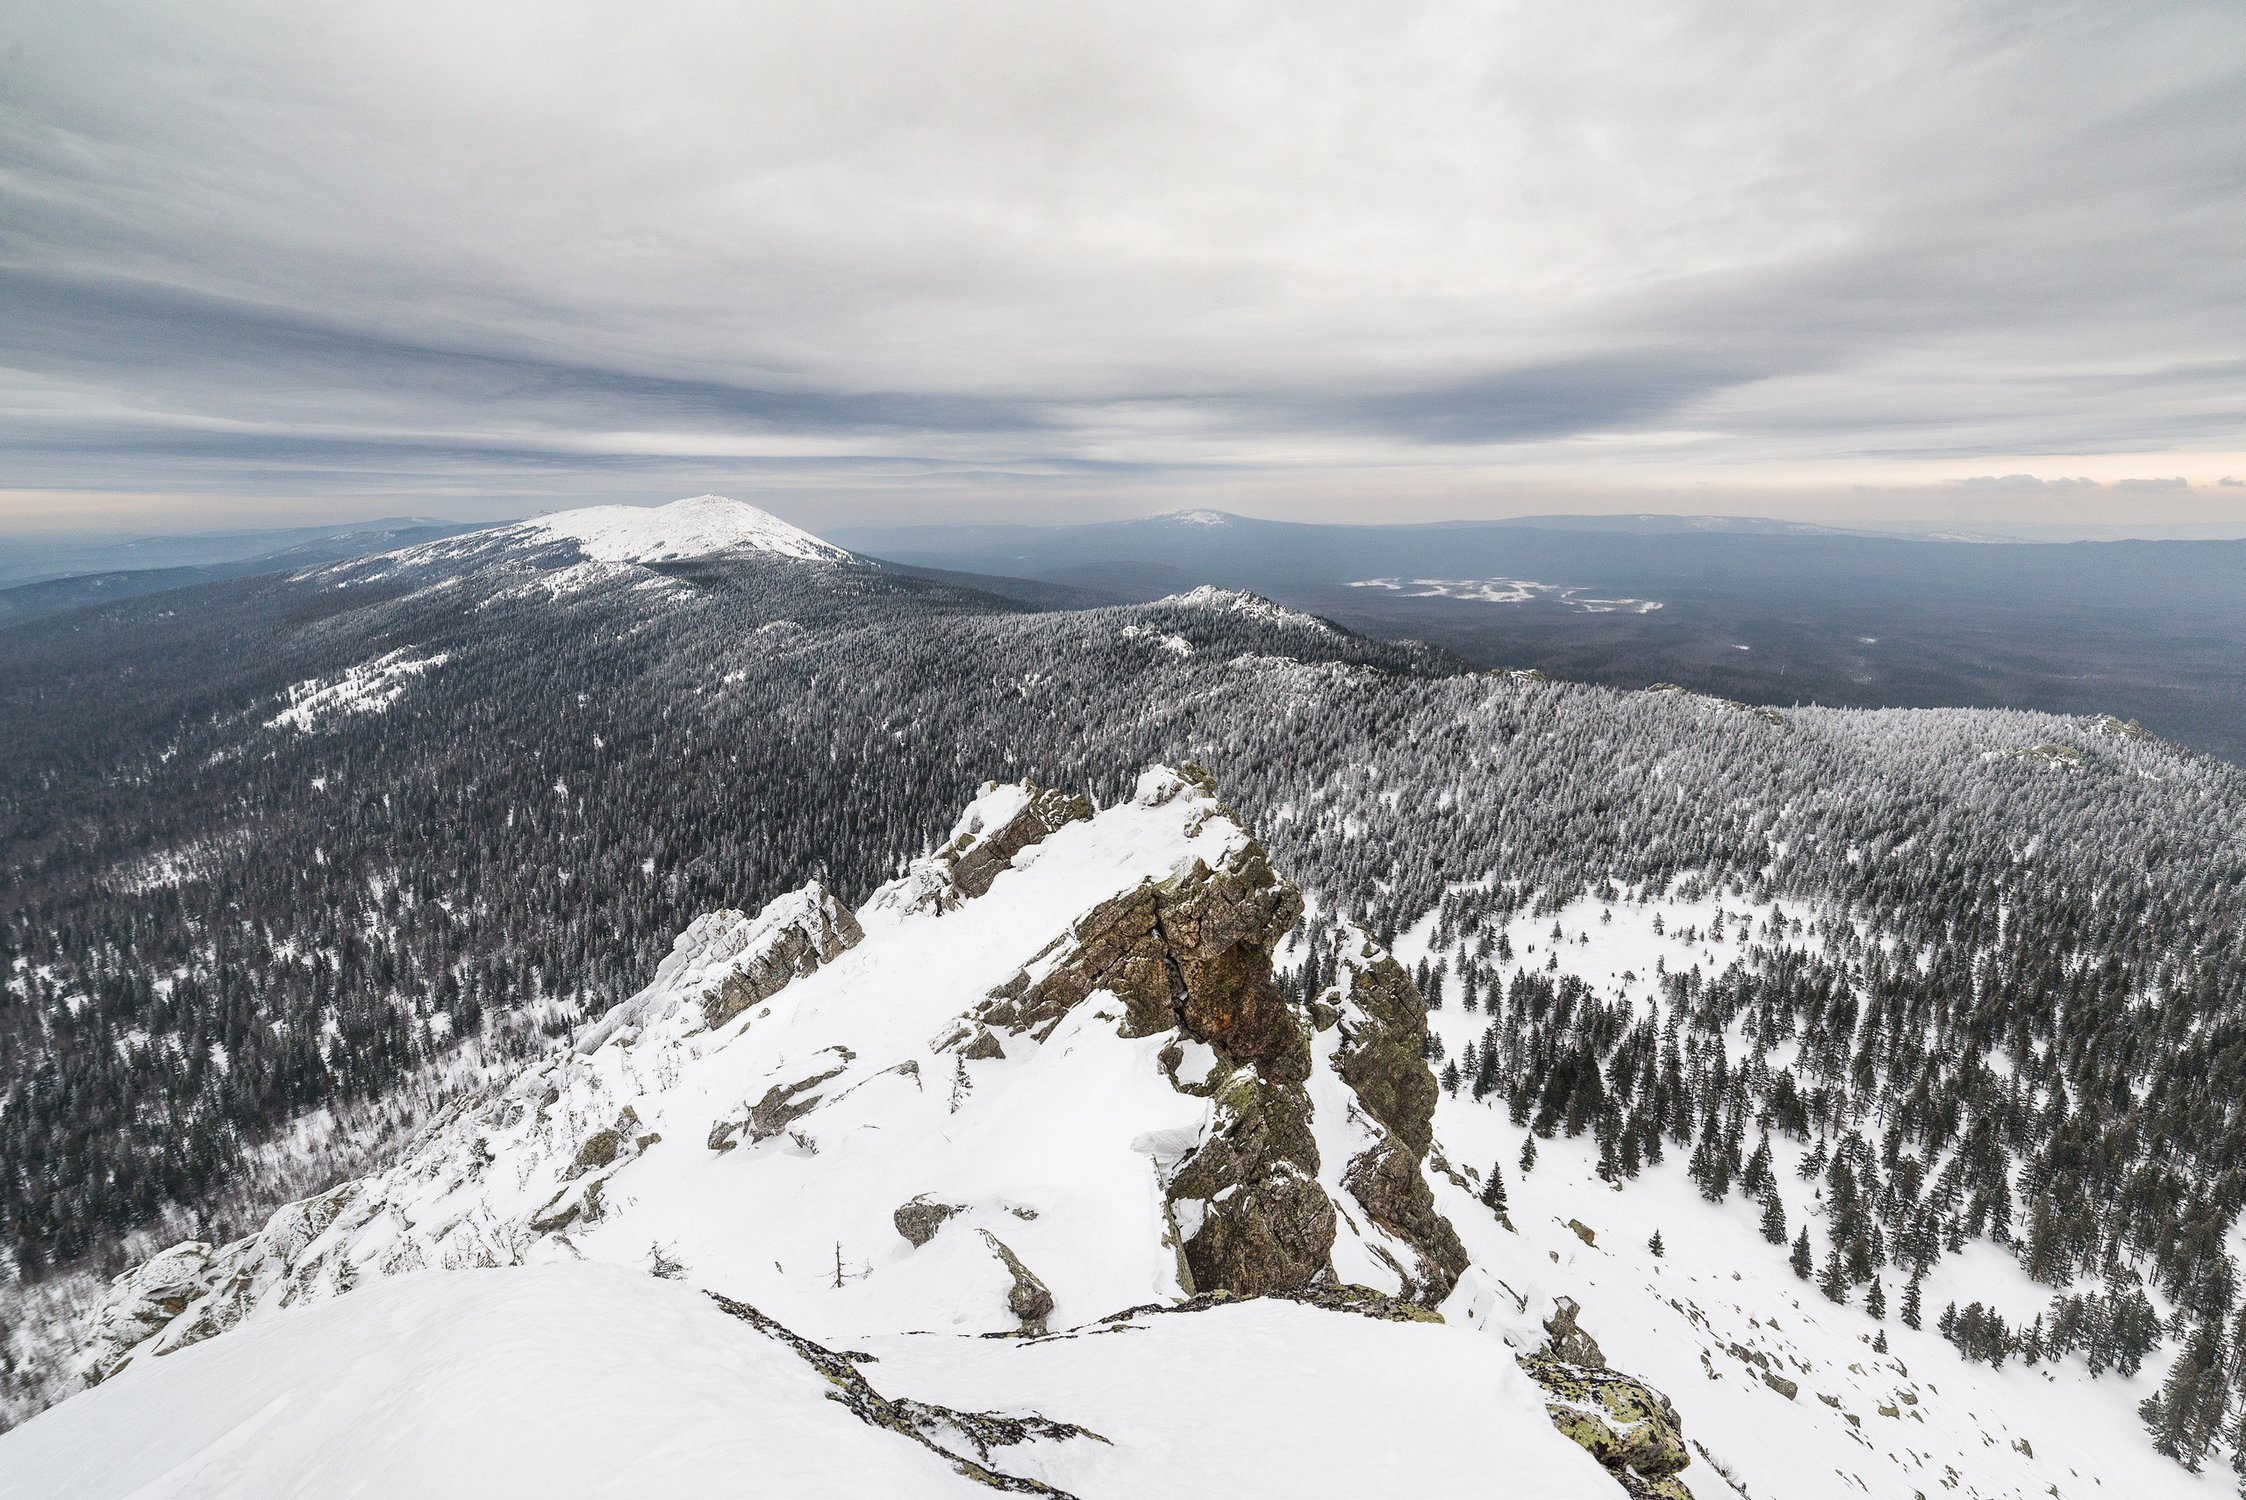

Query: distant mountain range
left=833, top=508, right=2246, bottom=761
left=0, top=518, right=483, bottom=622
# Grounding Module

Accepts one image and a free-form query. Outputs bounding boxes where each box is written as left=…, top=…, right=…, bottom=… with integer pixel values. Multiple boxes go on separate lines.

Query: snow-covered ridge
left=521, top=494, right=853, bottom=565
left=39, top=766, right=1692, bottom=1498
left=1154, top=585, right=1337, bottom=633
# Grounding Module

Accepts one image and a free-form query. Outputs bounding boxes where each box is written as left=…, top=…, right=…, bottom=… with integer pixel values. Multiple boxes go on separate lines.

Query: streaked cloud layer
left=3, top=0, right=2242, bottom=529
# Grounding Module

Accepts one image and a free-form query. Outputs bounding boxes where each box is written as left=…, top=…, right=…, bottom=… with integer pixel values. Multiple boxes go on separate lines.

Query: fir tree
left=1649, top=1229, right=1666, bottom=1259
left=1480, top=1160, right=1510, bottom=1218
left=1819, top=1246, right=1851, bottom=1304
left=1759, top=1188, right=1788, bottom=1246
left=1791, top=1228, right=1813, bottom=1280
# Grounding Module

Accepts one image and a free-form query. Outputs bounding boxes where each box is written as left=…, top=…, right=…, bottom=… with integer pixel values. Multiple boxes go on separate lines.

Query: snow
left=24, top=769, right=2194, bottom=1500
left=523, top=495, right=852, bottom=565
left=266, top=650, right=449, bottom=733
left=1156, top=586, right=1336, bottom=633
left=1348, top=577, right=1662, bottom=613
left=860, top=1298, right=1617, bottom=1499
left=0, top=1265, right=996, bottom=1499
left=1407, top=879, right=2206, bottom=1500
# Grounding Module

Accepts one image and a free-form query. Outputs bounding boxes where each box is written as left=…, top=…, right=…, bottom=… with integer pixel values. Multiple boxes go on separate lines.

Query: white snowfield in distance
left=521, top=494, right=855, bottom=565
left=1349, top=577, right=1663, bottom=613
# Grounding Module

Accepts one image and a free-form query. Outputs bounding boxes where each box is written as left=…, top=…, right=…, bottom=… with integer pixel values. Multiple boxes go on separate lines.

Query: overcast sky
left=3, top=0, right=2243, bottom=535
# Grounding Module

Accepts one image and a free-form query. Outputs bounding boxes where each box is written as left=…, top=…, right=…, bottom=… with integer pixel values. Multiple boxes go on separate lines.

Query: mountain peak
left=523, top=495, right=853, bottom=565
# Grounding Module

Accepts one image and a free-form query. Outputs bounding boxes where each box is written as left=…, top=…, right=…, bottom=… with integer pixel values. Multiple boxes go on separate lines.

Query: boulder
left=894, top=1198, right=964, bottom=1248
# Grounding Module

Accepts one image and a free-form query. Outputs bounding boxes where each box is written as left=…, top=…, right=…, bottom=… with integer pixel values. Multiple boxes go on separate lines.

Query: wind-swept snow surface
left=0, top=1266, right=1024, bottom=1500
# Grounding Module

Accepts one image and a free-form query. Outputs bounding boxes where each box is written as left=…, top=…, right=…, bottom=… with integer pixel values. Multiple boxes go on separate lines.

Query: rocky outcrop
left=698, top=897, right=864, bottom=1031
left=867, top=780, right=1093, bottom=919
left=978, top=1230, right=1056, bottom=1335
left=81, top=1243, right=216, bottom=1386
left=1167, top=1069, right=1335, bottom=1297
left=706, top=1051, right=856, bottom=1152
left=1314, top=927, right=1470, bottom=1304
left=895, top=1197, right=964, bottom=1248
left=971, top=767, right=1340, bottom=1299
left=1520, top=1298, right=1696, bottom=1500
left=574, top=881, right=862, bottom=1050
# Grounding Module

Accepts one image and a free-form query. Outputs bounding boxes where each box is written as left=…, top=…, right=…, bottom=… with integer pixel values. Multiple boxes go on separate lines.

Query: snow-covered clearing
left=266, top=649, right=448, bottom=733
left=1349, top=577, right=1663, bottom=613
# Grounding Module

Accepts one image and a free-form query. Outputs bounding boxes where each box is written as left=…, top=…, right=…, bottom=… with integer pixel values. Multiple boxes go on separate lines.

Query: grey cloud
left=1, top=0, right=2242, bottom=526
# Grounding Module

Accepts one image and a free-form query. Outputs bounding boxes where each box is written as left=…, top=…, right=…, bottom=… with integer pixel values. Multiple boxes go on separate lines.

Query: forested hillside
left=4, top=524, right=2245, bottom=1477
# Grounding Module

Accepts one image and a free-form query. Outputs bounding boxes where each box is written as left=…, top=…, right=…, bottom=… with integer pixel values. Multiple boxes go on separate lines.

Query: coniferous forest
left=4, top=538, right=2246, bottom=1463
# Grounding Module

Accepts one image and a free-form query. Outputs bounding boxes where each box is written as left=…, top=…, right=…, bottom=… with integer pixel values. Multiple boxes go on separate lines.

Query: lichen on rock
left=1522, top=1351, right=1697, bottom=1500
left=894, top=1197, right=964, bottom=1248
left=1314, top=925, right=1470, bottom=1304
left=976, top=1230, right=1056, bottom=1335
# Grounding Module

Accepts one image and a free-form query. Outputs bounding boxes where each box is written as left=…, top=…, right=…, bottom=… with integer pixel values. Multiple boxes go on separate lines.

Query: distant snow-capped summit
left=522, top=495, right=854, bottom=565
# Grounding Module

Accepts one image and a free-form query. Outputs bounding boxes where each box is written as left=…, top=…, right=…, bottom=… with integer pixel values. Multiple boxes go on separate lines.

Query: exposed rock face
left=972, top=766, right=1342, bottom=1299
left=867, top=779, right=1093, bottom=920
left=1521, top=1298, right=1696, bottom=1500
left=1317, top=927, right=1471, bottom=1304
left=1167, top=1070, right=1335, bottom=1298
left=1543, top=1296, right=1607, bottom=1368
left=573, top=881, right=862, bottom=1050
left=894, top=1197, right=964, bottom=1248
left=978, top=1230, right=1057, bottom=1335
left=699, top=898, right=864, bottom=1031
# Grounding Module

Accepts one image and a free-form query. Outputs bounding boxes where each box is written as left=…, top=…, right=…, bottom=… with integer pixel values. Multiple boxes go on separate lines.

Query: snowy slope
left=3, top=1266, right=1008, bottom=1500
left=2, top=1263, right=1616, bottom=1500
left=14, top=767, right=1641, bottom=1498
left=1399, top=889, right=2206, bottom=1500
left=521, top=494, right=854, bottom=565
left=311, top=493, right=854, bottom=588
left=7, top=768, right=2207, bottom=1499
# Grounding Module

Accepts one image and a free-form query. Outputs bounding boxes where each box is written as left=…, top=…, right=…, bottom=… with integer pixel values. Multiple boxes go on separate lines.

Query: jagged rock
left=1545, top=1296, right=1608, bottom=1369
left=868, top=779, right=1093, bottom=919
left=1522, top=1353, right=1695, bottom=1500
left=1762, top=1370, right=1798, bottom=1400
left=970, top=771, right=1336, bottom=1301
left=574, top=882, right=862, bottom=1051
left=977, top=1230, right=1055, bottom=1335
left=701, top=900, right=865, bottom=1030
left=947, top=784, right=1095, bottom=901
left=1168, top=1074, right=1334, bottom=1298
left=894, top=1198, right=964, bottom=1248
left=1322, top=929, right=1469, bottom=1302
left=1567, top=1219, right=1598, bottom=1247
left=709, top=1055, right=853, bottom=1151
left=81, top=1242, right=217, bottom=1386
left=567, top=1106, right=643, bottom=1178
left=960, top=1028, right=1007, bottom=1061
